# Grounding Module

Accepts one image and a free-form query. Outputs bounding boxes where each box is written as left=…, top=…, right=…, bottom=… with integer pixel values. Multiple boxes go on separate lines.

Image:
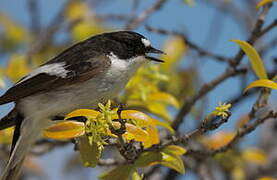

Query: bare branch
left=172, top=68, right=246, bottom=130
left=125, top=0, right=168, bottom=30
left=210, top=111, right=277, bottom=156
left=259, top=18, right=277, bottom=37
left=146, top=25, right=230, bottom=63
left=27, top=0, right=41, bottom=35
left=230, top=4, right=272, bottom=67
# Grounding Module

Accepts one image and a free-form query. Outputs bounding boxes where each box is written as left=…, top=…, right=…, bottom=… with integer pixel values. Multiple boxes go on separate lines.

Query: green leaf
left=160, top=153, right=185, bottom=174
left=245, top=79, right=277, bottom=92
left=78, top=135, right=101, bottom=168
left=99, top=164, right=135, bottom=180
left=162, top=145, right=187, bottom=156
left=135, top=146, right=186, bottom=174
left=131, top=170, right=143, bottom=180
left=134, top=151, right=163, bottom=167
left=160, top=145, right=186, bottom=174
left=231, top=40, right=268, bottom=79
left=183, top=0, right=194, bottom=6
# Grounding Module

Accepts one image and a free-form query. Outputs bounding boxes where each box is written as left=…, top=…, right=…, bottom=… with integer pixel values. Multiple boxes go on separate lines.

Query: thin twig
left=184, top=110, right=276, bottom=159
left=259, top=18, right=277, bottom=37
left=143, top=112, right=231, bottom=179
left=171, top=5, right=272, bottom=130
left=172, top=68, right=246, bottom=130
left=230, top=4, right=271, bottom=67
left=27, top=0, right=41, bottom=35
left=27, top=0, right=71, bottom=58
left=125, top=0, right=167, bottom=30
left=209, top=111, right=276, bottom=156
left=202, top=0, right=254, bottom=32
left=146, top=25, right=230, bottom=63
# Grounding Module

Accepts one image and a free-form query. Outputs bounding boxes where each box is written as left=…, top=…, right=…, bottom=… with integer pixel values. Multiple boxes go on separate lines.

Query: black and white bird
left=0, top=31, right=164, bottom=179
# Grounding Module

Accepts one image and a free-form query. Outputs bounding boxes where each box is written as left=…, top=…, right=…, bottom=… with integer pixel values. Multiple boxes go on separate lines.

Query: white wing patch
left=141, top=38, right=151, bottom=47
left=16, top=62, right=69, bottom=85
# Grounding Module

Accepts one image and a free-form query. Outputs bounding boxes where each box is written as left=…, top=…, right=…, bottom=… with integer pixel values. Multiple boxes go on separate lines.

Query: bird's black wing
left=0, top=55, right=111, bottom=105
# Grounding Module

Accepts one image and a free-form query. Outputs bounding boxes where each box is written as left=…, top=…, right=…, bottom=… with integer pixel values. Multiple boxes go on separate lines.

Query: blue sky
left=0, top=0, right=276, bottom=179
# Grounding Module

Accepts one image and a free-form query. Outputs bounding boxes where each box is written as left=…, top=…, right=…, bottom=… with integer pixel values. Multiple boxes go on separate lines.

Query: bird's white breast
left=18, top=55, right=146, bottom=119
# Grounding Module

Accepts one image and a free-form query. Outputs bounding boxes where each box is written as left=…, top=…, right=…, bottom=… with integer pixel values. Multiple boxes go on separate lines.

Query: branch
left=172, top=5, right=272, bottom=130
left=146, top=25, right=230, bottom=63
left=203, top=0, right=254, bottom=32
left=125, top=0, right=168, bottom=30
left=27, top=0, right=71, bottom=58
left=172, top=68, right=246, bottom=130
left=230, top=4, right=272, bottom=67
left=144, top=112, right=231, bottom=179
left=209, top=111, right=276, bottom=156
left=27, top=0, right=41, bottom=35
left=259, top=18, right=277, bottom=37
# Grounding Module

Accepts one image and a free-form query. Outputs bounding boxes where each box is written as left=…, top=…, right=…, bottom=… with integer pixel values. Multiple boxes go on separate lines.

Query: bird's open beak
left=145, top=46, right=165, bottom=63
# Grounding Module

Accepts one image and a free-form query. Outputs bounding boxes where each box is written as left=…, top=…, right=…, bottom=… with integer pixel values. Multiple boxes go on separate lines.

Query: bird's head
left=95, top=31, right=165, bottom=63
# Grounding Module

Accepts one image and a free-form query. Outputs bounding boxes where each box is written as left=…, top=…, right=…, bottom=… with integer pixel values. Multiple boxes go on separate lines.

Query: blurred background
left=0, top=0, right=276, bottom=179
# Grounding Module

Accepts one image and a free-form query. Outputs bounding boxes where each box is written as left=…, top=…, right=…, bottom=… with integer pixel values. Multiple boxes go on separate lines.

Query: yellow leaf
left=43, top=121, right=85, bottom=139
left=5, top=55, right=30, bottom=82
left=112, top=122, right=149, bottom=142
left=0, top=12, right=29, bottom=43
left=0, top=127, right=14, bottom=144
left=120, top=110, right=155, bottom=126
left=65, top=1, right=90, bottom=21
left=242, top=148, right=267, bottom=165
left=65, top=109, right=100, bottom=120
left=147, top=103, right=172, bottom=123
left=144, top=126, right=160, bottom=148
left=245, top=79, right=277, bottom=92
left=257, top=0, right=276, bottom=9
left=258, top=177, right=277, bottom=180
left=148, top=92, right=179, bottom=108
left=231, top=40, right=268, bottom=79
left=114, top=110, right=174, bottom=134
left=231, top=166, right=245, bottom=180
left=160, top=36, right=187, bottom=70
left=72, top=22, right=105, bottom=41
left=202, top=131, right=235, bottom=149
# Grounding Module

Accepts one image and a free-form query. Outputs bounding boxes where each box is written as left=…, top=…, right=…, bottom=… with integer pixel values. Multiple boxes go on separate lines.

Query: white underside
left=18, top=55, right=146, bottom=122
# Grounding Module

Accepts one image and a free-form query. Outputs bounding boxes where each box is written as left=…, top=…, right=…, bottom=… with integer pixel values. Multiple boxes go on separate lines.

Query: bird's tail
left=0, top=117, right=44, bottom=180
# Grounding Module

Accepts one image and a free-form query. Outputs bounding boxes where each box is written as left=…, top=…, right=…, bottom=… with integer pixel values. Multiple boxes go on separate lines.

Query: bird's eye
left=141, top=38, right=151, bottom=47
